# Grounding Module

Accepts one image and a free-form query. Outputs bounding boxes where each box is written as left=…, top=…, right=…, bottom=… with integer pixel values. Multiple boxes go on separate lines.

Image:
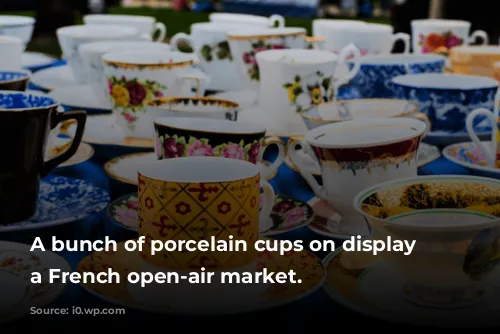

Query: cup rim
left=0, top=69, right=31, bottom=84
left=392, top=73, right=499, bottom=90
left=411, top=19, right=471, bottom=27
left=303, top=117, right=427, bottom=149
left=352, top=175, right=500, bottom=230
left=102, top=50, right=193, bottom=69
left=154, top=116, right=266, bottom=135
left=83, top=13, right=155, bottom=22
left=227, top=27, right=306, bottom=40
left=148, top=96, right=239, bottom=109
left=355, top=54, right=446, bottom=65
left=209, top=12, right=270, bottom=23
left=78, top=40, right=170, bottom=53
left=0, top=90, right=58, bottom=111
left=56, top=24, right=138, bottom=38
left=138, top=156, right=260, bottom=183
left=0, top=15, right=35, bottom=26
left=301, top=99, right=420, bottom=123
left=256, top=48, right=337, bottom=64
left=450, top=45, right=500, bottom=55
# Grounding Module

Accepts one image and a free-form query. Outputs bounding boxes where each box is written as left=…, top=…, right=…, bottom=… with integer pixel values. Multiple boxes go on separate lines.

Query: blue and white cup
left=392, top=73, right=498, bottom=133
left=349, top=54, right=446, bottom=98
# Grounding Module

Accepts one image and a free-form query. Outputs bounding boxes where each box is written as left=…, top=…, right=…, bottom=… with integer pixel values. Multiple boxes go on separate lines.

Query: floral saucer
left=30, top=65, right=75, bottom=91
left=443, top=141, right=500, bottom=178
left=107, top=192, right=313, bottom=236
left=323, top=249, right=500, bottom=328
left=46, top=136, right=94, bottom=168
left=0, top=175, right=109, bottom=232
left=104, top=152, right=278, bottom=183
left=77, top=239, right=325, bottom=314
left=286, top=142, right=442, bottom=176
left=22, top=52, right=59, bottom=73
left=0, top=241, right=70, bottom=323
left=47, top=85, right=112, bottom=113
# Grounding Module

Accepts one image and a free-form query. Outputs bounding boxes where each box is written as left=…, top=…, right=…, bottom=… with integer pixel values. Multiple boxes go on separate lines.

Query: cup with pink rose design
left=153, top=116, right=285, bottom=180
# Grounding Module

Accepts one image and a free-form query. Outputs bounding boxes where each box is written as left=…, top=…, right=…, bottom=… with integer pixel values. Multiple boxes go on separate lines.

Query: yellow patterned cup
left=137, top=157, right=275, bottom=271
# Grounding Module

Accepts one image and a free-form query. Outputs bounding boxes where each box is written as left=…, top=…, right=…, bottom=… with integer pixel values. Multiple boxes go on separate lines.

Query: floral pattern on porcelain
left=419, top=31, right=463, bottom=54
left=108, top=76, right=166, bottom=131
left=394, top=84, right=497, bottom=133
left=200, top=41, right=232, bottom=62
left=349, top=59, right=445, bottom=99
left=156, top=132, right=262, bottom=162
left=445, top=142, right=500, bottom=170
left=283, top=72, right=334, bottom=113
left=242, top=40, right=286, bottom=81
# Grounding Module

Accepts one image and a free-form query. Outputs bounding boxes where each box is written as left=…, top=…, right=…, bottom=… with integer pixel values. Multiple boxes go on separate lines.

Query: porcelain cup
left=449, top=46, right=500, bottom=78
left=209, top=13, right=285, bottom=28
left=0, top=70, right=30, bottom=91
left=0, top=36, right=23, bottom=70
left=0, top=15, right=35, bottom=49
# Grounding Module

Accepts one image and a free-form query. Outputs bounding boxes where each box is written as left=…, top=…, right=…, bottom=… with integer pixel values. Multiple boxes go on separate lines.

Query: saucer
left=77, top=239, right=325, bottom=314
left=0, top=241, right=70, bottom=323
left=211, top=89, right=258, bottom=109
left=424, top=129, right=491, bottom=148
left=0, top=175, right=109, bottom=232
left=104, top=152, right=278, bottom=183
left=22, top=52, right=58, bottom=72
left=443, top=141, right=500, bottom=178
left=107, top=192, right=313, bottom=236
left=30, top=65, right=76, bottom=91
left=286, top=142, right=442, bottom=176
left=47, top=85, right=112, bottom=113
left=323, top=249, right=500, bottom=328
left=46, top=136, right=94, bottom=168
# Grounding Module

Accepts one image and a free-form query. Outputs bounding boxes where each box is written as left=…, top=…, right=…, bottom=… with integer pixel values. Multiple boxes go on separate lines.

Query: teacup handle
left=41, top=110, right=87, bottom=176
left=154, top=22, right=167, bottom=42
left=335, top=43, right=361, bottom=88
left=170, top=33, right=195, bottom=53
left=259, top=180, right=276, bottom=233
left=469, top=30, right=488, bottom=45
left=466, top=108, right=497, bottom=166
left=269, top=14, right=285, bottom=28
left=392, top=32, right=410, bottom=54
left=259, top=136, right=285, bottom=180
left=287, top=139, right=328, bottom=201
left=175, top=69, right=208, bottom=96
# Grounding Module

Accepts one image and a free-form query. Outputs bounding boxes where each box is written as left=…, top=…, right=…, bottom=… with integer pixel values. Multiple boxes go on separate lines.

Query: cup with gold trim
left=288, top=117, right=427, bottom=235
left=102, top=50, right=210, bottom=139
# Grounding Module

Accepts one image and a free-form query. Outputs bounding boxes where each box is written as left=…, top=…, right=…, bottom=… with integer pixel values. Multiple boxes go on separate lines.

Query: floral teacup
left=102, top=50, right=209, bottom=139
left=153, top=117, right=285, bottom=180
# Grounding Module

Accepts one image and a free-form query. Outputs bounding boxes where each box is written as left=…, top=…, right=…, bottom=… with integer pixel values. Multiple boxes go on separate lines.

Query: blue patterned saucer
left=0, top=175, right=109, bottom=232
left=443, top=141, right=500, bottom=179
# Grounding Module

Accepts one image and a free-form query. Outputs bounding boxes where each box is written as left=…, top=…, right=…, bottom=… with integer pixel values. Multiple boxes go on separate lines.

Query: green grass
left=16, top=7, right=389, bottom=56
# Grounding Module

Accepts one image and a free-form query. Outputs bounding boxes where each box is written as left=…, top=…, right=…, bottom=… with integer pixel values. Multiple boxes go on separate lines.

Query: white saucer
left=48, top=84, right=112, bottom=111
left=22, top=52, right=57, bottom=71
left=46, top=137, right=94, bottom=168
left=358, top=263, right=500, bottom=328
left=30, top=65, right=76, bottom=91
left=212, top=90, right=258, bottom=109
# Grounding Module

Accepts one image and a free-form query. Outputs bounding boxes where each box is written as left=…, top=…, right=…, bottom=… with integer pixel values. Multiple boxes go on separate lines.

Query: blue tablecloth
left=5, top=60, right=471, bottom=330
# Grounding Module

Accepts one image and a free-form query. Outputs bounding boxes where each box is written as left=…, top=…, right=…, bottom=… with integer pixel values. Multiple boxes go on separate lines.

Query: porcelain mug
left=102, top=50, right=209, bottom=139
left=0, top=36, right=23, bottom=70
left=0, top=91, right=86, bottom=224
left=288, top=117, right=427, bottom=235
left=79, top=40, right=172, bottom=105
left=83, top=14, right=166, bottom=42
left=57, top=25, right=144, bottom=84
left=227, top=27, right=307, bottom=91
left=137, top=156, right=276, bottom=270
left=153, top=117, right=285, bottom=180
left=209, top=13, right=285, bottom=28
left=411, top=19, right=488, bottom=54
left=466, top=104, right=500, bottom=168
left=170, top=23, right=249, bottom=91
left=256, top=47, right=361, bottom=127
left=0, top=15, right=35, bottom=49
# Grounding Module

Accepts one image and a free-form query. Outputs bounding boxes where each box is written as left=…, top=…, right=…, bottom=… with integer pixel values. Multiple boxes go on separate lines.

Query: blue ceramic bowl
left=392, top=73, right=498, bottom=133
left=349, top=54, right=445, bottom=99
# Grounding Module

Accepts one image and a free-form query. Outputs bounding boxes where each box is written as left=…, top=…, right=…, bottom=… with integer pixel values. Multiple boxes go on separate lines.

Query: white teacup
left=227, top=27, right=307, bottom=91
left=0, top=36, right=23, bottom=70
left=411, top=19, right=488, bottom=54
left=288, top=117, right=428, bottom=235
left=83, top=14, right=166, bottom=42
left=102, top=50, right=209, bottom=139
left=319, top=22, right=410, bottom=55
left=0, top=15, right=35, bottom=49
left=79, top=40, right=172, bottom=105
left=170, top=23, right=250, bottom=91
left=312, top=19, right=367, bottom=39
left=256, top=48, right=361, bottom=127
left=57, top=25, right=143, bottom=84
left=209, top=13, right=285, bottom=28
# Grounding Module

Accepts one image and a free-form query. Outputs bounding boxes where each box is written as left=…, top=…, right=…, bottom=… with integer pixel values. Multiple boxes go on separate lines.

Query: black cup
left=0, top=70, right=30, bottom=91
left=0, top=91, right=87, bottom=224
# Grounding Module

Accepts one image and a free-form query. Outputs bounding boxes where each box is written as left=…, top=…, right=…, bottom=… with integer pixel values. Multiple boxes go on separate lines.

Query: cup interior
left=138, top=156, right=259, bottom=182
left=103, top=50, right=192, bottom=64
left=154, top=116, right=265, bottom=134
left=256, top=49, right=336, bottom=64
left=0, top=70, right=30, bottom=83
left=79, top=40, right=170, bottom=54
left=304, top=117, right=427, bottom=148
left=392, top=73, right=498, bottom=90
left=57, top=24, right=138, bottom=38
left=0, top=91, right=57, bottom=110
left=356, top=54, right=445, bottom=65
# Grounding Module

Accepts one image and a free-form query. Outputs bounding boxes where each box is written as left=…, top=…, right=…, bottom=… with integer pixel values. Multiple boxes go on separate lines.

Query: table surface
left=6, top=62, right=473, bottom=331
